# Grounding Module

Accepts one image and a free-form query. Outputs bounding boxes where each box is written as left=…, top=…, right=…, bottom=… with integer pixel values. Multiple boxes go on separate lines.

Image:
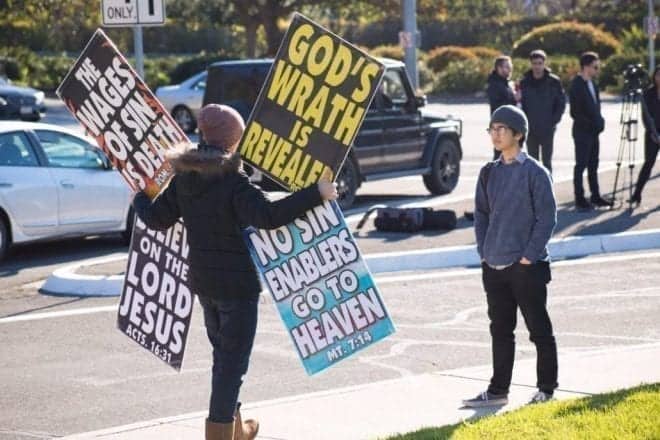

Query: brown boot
left=233, top=409, right=259, bottom=440
left=206, top=418, right=235, bottom=440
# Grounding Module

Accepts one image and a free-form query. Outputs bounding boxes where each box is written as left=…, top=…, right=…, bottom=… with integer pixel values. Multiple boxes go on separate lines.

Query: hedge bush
left=430, top=55, right=582, bottom=95
left=546, top=56, right=582, bottom=90
left=467, top=46, right=503, bottom=59
left=511, top=55, right=580, bottom=90
left=417, top=60, right=437, bottom=94
left=600, top=52, right=650, bottom=92
left=512, top=21, right=621, bottom=59
left=0, top=47, right=198, bottom=91
left=369, top=44, right=404, bottom=60
left=0, top=56, right=20, bottom=80
left=432, top=58, right=491, bottom=94
left=426, top=46, right=477, bottom=73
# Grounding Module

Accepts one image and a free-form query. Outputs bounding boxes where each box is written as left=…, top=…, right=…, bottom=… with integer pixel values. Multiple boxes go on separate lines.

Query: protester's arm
left=132, top=179, right=181, bottom=231
left=474, top=167, right=490, bottom=260
left=522, top=169, right=557, bottom=263
left=233, top=175, right=324, bottom=229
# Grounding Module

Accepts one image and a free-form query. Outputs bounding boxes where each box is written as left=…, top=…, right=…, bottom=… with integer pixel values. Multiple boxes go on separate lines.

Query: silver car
left=0, top=121, right=133, bottom=261
left=155, top=71, right=206, bottom=134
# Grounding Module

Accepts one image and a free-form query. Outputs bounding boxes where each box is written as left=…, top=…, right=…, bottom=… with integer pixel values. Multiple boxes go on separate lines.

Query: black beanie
left=491, top=105, right=528, bottom=138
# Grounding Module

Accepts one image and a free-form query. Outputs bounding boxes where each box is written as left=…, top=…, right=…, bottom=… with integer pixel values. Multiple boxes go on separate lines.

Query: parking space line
left=2, top=250, right=658, bottom=324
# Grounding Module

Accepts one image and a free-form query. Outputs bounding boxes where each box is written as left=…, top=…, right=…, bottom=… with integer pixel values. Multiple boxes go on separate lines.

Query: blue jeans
left=198, top=295, right=258, bottom=423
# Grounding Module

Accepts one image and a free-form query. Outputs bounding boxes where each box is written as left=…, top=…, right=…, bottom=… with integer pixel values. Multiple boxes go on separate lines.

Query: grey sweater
left=474, top=151, right=556, bottom=266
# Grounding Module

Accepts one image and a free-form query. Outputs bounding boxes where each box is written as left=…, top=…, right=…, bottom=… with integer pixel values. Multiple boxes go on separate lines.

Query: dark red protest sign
left=57, top=28, right=194, bottom=370
left=56, top=29, right=189, bottom=199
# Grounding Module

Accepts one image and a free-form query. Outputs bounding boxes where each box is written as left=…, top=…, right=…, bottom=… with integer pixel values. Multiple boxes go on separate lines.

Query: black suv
left=203, top=58, right=462, bottom=209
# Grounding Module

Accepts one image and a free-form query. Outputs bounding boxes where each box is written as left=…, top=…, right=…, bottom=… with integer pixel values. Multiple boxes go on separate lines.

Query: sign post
left=100, top=0, right=166, bottom=78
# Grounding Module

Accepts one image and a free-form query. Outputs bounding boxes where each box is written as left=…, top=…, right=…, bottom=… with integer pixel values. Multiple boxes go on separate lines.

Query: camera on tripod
left=622, top=64, right=647, bottom=92
left=611, top=64, right=649, bottom=208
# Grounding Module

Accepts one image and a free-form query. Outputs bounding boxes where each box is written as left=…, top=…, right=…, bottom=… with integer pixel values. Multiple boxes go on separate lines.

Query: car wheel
left=423, top=138, right=460, bottom=195
left=121, top=207, right=134, bottom=246
left=172, top=106, right=196, bottom=134
left=337, top=157, right=359, bottom=210
left=0, top=217, right=9, bottom=262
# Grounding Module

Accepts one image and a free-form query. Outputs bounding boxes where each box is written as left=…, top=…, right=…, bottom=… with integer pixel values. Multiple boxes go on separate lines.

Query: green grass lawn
left=384, top=383, right=660, bottom=440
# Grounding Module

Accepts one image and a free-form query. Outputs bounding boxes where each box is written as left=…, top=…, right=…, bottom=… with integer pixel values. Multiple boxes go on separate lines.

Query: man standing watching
left=487, top=56, right=518, bottom=159
left=569, top=51, right=612, bottom=209
left=520, top=49, right=566, bottom=174
left=464, top=105, right=558, bottom=408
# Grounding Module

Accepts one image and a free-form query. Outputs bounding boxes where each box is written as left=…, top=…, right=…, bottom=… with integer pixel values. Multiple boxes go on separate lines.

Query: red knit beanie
left=197, top=104, right=245, bottom=150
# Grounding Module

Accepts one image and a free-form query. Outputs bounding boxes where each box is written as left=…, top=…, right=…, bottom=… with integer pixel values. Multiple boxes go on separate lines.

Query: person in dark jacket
left=569, top=51, right=612, bottom=209
left=520, top=49, right=566, bottom=174
left=132, top=104, right=337, bottom=440
left=487, top=55, right=518, bottom=160
left=631, top=65, right=660, bottom=206
left=464, top=105, right=558, bottom=408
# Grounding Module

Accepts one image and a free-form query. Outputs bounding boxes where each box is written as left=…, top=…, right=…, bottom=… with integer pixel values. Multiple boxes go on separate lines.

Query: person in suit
left=568, top=51, right=612, bottom=209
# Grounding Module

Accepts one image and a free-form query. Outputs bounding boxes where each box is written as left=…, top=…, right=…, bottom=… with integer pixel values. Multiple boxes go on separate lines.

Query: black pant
left=199, top=296, right=258, bottom=423
left=573, top=132, right=601, bottom=200
left=633, top=136, right=660, bottom=199
left=482, top=262, right=558, bottom=395
left=527, top=132, right=555, bottom=173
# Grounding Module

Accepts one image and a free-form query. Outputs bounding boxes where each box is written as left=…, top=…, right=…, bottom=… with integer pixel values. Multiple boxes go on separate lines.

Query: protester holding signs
left=132, top=103, right=337, bottom=440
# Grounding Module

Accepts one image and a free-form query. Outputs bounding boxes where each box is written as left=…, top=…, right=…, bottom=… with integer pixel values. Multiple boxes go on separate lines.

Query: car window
left=381, top=69, right=408, bottom=107
left=0, top=131, right=39, bottom=167
left=192, top=74, right=206, bottom=91
left=36, top=130, right=104, bottom=169
left=222, top=71, right=260, bottom=105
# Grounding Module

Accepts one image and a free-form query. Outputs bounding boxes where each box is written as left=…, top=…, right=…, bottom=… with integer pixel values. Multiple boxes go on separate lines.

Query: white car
left=0, top=121, right=133, bottom=261
left=155, top=71, right=206, bottom=134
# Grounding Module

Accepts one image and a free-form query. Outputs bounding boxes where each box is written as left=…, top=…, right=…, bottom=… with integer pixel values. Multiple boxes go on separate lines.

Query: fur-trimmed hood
left=167, top=147, right=241, bottom=176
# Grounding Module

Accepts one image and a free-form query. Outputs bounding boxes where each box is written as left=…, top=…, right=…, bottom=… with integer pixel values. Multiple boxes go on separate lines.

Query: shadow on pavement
left=0, top=236, right=127, bottom=277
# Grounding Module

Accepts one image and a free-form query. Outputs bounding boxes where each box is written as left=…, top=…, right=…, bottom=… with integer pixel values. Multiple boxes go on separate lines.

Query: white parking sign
left=101, top=0, right=166, bottom=27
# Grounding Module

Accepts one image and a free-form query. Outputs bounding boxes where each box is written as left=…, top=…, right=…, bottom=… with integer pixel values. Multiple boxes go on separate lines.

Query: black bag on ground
left=356, top=206, right=457, bottom=233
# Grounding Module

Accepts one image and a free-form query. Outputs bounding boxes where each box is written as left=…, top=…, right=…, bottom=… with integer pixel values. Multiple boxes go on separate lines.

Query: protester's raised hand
left=318, top=181, right=338, bottom=201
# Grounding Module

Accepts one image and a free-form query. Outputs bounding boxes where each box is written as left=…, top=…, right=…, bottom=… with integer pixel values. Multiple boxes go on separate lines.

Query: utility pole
left=649, top=0, right=656, bottom=72
left=401, top=0, right=419, bottom=90
left=133, top=26, right=145, bottom=79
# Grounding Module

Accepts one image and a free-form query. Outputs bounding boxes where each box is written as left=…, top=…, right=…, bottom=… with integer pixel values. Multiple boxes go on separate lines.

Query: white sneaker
left=528, top=390, right=553, bottom=404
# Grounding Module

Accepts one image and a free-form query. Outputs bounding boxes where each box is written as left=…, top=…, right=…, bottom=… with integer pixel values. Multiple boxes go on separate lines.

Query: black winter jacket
left=569, top=74, right=605, bottom=136
left=486, top=71, right=517, bottom=114
left=132, top=147, right=323, bottom=301
left=520, top=68, right=566, bottom=137
left=643, top=86, right=660, bottom=141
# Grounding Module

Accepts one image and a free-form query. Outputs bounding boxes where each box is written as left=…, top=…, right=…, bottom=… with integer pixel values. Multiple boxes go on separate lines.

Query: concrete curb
left=365, top=228, right=660, bottom=273
left=41, top=229, right=660, bottom=297
left=41, top=254, right=125, bottom=297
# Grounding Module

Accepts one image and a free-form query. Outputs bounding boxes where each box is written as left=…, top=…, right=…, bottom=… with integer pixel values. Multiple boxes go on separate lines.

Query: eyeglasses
left=486, top=126, right=510, bottom=135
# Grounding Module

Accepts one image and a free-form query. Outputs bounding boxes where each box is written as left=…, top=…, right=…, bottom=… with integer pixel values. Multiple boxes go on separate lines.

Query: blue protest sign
left=244, top=200, right=395, bottom=375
